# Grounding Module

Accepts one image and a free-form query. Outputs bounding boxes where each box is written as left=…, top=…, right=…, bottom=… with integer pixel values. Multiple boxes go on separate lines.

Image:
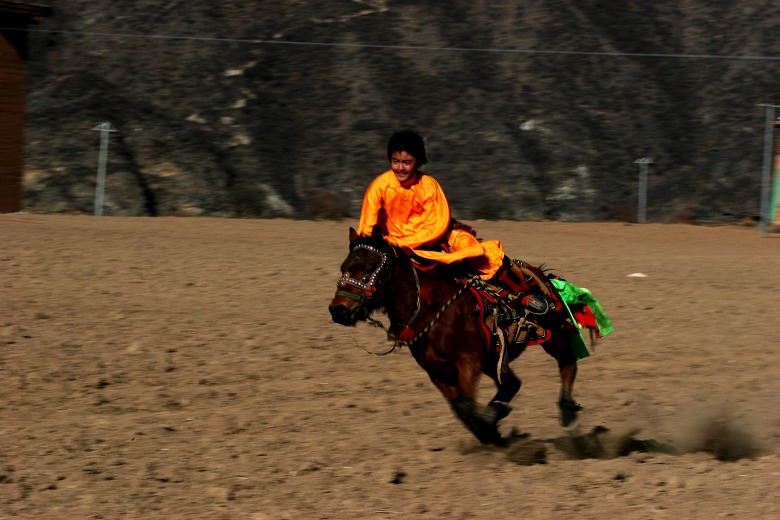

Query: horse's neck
left=385, top=257, right=421, bottom=328
left=386, top=257, right=465, bottom=328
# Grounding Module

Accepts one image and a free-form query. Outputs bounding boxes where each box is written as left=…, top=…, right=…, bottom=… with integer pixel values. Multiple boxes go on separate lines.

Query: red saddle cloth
left=568, top=304, right=601, bottom=337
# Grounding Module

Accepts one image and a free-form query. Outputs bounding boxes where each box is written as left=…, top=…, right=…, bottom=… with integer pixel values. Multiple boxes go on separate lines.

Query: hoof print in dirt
left=390, top=471, right=406, bottom=484
left=554, top=426, right=674, bottom=460
left=505, top=439, right=548, bottom=465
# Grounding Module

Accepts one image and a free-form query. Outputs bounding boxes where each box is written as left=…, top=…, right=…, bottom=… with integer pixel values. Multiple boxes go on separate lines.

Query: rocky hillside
left=22, top=0, right=780, bottom=221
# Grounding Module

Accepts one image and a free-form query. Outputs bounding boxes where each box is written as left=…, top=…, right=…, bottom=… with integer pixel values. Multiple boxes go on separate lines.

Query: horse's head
left=329, top=226, right=395, bottom=326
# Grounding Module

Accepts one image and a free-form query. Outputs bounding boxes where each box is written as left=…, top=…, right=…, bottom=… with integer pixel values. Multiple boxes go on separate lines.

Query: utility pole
left=634, top=157, right=653, bottom=223
left=757, top=104, right=779, bottom=237
left=92, top=122, right=118, bottom=216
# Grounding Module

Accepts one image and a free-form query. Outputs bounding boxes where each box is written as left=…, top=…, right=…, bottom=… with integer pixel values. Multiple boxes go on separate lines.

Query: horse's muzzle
left=329, top=303, right=358, bottom=326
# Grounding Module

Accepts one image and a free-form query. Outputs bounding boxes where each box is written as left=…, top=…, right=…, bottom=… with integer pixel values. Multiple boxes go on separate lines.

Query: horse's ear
left=349, top=227, right=359, bottom=242
left=371, top=225, right=383, bottom=240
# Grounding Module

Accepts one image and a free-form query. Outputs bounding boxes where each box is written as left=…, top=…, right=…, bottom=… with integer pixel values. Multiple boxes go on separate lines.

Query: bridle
left=335, top=243, right=391, bottom=304
left=335, top=240, right=473, bottom=356
left=335, top=242, right=417, bottom=355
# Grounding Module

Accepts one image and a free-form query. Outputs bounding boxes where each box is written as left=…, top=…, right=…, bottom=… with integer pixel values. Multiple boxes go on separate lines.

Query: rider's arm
left=411, top=176, right=451, bottom=247
left=357, top=175, right=386, bottom=237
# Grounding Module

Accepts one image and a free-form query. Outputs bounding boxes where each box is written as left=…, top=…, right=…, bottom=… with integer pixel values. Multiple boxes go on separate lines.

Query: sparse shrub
left=304, top=190, right=352, bottom=221
left=601, top=201, right=636, bottom=223
left=230, top=186, right=268, bottom=217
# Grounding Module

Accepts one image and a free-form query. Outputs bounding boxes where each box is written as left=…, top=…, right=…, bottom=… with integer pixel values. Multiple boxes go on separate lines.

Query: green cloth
left=551, top=278, right=614, bottom=336
left=567, top=331, right=591, bottom=361
left=550, top=278, right=615, bottom=361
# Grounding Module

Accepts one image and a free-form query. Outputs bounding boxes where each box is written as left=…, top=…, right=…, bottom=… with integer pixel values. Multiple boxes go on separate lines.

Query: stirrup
left=520, top=294, right=550, bottom=315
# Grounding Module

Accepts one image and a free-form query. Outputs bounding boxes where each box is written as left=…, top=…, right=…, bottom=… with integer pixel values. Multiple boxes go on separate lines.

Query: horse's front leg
left=430, top=357, right=504, bottom=445
left=543, top=339, right=581, bottom=427
left=486, top=368, right=522, bottom=422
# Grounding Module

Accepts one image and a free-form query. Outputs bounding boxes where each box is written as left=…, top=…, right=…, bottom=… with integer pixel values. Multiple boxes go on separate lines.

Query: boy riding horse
left=357, top=130, right=555, bottom=317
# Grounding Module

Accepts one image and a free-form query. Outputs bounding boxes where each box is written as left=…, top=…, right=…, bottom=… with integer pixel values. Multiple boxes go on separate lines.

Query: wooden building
left=0, top=1, right=51, bottom=213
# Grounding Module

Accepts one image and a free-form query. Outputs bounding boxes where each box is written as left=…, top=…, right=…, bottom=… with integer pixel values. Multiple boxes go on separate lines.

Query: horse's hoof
left=489, top=401, right=512, bottom=421
left=492, top=435, right=508, bottom=448
left=559, top=398, right=582, bottom=427
left=476, top=427, right=506, bottom=447
left=561, top=413, right=579, bottom=428
left=558, top=397, right=582, bottom=412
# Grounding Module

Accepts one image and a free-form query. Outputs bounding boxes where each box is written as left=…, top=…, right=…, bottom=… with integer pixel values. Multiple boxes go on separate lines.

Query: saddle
left=464, top=259, right=585, bottom=383
left=463, top=276, right=548, bottom=384
left=413, top=247, right=583, bottom=378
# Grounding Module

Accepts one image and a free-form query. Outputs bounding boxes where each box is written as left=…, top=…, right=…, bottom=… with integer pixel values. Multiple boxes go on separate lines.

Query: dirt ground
left=1, top=215, right=778, bottom=519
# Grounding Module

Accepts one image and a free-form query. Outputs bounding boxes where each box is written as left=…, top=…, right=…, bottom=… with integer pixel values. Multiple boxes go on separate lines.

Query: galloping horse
left=328, top=226, right=585, bottom=445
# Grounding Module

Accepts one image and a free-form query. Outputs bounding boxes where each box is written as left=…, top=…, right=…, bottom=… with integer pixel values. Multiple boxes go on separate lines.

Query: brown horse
left=328, top=226, right=583, bottom=445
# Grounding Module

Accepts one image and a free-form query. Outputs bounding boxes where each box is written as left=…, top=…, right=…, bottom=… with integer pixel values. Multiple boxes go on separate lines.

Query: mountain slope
left=23, top=0, right=780, bottom=221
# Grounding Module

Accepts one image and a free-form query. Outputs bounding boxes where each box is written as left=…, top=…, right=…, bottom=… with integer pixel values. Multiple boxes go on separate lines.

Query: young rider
left=357, top=130, right=541, bottom=307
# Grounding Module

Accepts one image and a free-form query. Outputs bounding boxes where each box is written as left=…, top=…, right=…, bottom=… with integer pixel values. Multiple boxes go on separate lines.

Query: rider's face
left=390, top=151, right=418, bottom=187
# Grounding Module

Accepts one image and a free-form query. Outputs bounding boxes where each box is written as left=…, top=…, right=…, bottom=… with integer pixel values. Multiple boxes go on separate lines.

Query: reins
left=370, top=267, right=471, bottom=353
left=357, top=282, right=470, bottom=355
left=392, top=278, right=469, bottom=348
left=350, top=326, right=400, bottom=356
left=342, top=246, right=470, bottom=355
left=352, top=265, right=424, bottom=356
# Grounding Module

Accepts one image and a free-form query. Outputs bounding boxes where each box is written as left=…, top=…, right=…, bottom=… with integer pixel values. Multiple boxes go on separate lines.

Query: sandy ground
left=1, top=215, right=778, bottom=519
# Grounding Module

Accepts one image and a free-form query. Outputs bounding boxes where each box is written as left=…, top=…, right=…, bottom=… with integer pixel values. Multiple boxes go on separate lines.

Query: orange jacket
left=357, top=170, right=504, bottom=279
left=444, top=229, right=506, bottom=280
left=358, top=170, right=451, bottom=249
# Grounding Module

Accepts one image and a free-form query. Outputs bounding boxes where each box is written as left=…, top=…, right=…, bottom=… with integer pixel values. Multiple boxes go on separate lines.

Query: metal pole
left=634, top=157, right=652, bottom=223
left=758, top=104, right=777, bottom=237
left=92, top=122, right=117, bottom=216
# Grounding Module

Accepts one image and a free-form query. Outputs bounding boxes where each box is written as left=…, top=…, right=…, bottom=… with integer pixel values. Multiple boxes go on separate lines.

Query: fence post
left=634, top=157, right=653, bottom=223
left=92, top=122, right=118, bottom=216
left=757, top=104, right=779, bottom=237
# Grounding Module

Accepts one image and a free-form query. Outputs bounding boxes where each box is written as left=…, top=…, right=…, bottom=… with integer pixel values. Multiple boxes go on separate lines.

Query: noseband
left=336, top=244, right=390, bottom=303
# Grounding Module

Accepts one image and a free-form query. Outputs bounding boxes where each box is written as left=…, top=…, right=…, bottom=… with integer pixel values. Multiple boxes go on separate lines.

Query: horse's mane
left=451, top=219, right=478, bottom=237
left=349, top=226, right=394, bottom=255
left=349, top=227, right=470, bottom=283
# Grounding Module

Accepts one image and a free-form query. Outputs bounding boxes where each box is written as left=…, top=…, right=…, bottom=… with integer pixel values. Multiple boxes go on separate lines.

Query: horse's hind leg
left=542, top=338, right=581, bottom=427
left=557, top=363, right=581, bottom=427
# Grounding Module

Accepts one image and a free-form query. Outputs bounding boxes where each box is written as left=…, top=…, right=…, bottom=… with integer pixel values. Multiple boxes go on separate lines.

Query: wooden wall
left=0, top=24, right=28, bottom=213
left=0, top=3, right=51, bottom=213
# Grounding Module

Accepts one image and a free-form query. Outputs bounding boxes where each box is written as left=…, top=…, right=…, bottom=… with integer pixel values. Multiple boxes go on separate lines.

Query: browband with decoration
left=337, top=244, right=388, bottom=297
